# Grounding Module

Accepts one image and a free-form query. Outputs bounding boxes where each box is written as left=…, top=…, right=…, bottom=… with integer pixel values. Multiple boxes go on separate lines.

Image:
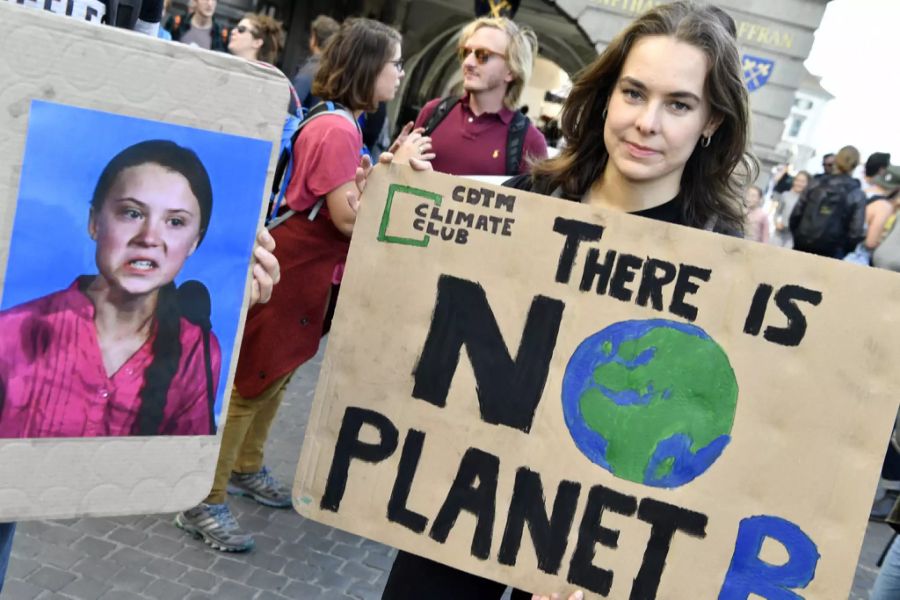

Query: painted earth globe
left=561, top=319, right=738, bottom=488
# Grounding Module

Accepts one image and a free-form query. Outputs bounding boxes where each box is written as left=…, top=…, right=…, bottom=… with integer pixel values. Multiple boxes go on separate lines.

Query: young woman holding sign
left=355, top=1, right=754, bottom=597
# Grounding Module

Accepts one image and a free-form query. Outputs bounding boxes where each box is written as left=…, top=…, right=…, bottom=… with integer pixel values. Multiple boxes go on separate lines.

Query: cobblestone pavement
left=3, top=342, right=896, bottom=599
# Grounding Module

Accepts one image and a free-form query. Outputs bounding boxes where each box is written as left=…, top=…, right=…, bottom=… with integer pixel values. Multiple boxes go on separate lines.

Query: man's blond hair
left=459, top=17, right=538, bottom=110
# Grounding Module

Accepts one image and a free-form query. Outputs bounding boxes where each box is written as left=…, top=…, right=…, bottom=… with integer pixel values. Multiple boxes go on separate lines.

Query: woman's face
left=791, top=173, right=809, bottom=193
left=460, top=26, right=513, bottom=96
left=372, top=42, right=404, bottom=105
left=603, top=35, right=719, bottom=192
left=89, top=163, right=203, bottom=297
left=745, top=187, right=762, bottom=209
left=228, top=19, right=262, bottom=58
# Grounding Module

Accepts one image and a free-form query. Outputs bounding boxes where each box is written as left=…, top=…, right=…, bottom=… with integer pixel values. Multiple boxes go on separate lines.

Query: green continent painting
left=561, top=319, right=738, bottom=488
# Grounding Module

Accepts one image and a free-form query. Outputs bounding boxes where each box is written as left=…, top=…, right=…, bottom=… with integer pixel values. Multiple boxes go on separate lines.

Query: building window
left=787, top=115, right=805, bottom=138
left=793, top=98, right=814, bottom=110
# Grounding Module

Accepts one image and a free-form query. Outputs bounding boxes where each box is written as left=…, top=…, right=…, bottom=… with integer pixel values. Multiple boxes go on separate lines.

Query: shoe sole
left=173, top=514, right=255, bottom=553
left=226, top=484, right=293, bottom=509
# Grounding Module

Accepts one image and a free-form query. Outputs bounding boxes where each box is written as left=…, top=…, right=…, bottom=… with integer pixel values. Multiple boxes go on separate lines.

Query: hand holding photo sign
left=0, top=3, right=284, bottom=520
left=295, top=164, right=900, bottom=598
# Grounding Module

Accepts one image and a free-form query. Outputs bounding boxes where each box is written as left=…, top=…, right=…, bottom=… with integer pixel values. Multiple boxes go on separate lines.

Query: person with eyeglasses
left=413, top=17, right=548, bottom=177
left=815, top=152, right=836, bottom=180
left=228, top=13, right=301, bottom=115
left=174, top=17, right=431, bottom=554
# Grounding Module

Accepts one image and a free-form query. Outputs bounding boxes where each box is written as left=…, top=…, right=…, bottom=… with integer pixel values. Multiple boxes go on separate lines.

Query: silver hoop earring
left=602, top=106, right=608, bottom=120
left=701, top=135, right=711, bottom=148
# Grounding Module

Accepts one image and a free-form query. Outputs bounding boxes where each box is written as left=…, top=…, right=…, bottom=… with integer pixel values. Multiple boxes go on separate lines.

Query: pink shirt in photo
left=0, top=280, right=221, bottom=438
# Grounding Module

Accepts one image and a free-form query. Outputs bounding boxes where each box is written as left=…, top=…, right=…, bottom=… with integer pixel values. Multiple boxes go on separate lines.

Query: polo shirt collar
left=461, top=93, right=515, bottom=124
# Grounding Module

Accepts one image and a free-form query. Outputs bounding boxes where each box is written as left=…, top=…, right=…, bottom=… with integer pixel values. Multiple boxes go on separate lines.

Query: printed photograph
left=0, top=100, right=272, bottom=438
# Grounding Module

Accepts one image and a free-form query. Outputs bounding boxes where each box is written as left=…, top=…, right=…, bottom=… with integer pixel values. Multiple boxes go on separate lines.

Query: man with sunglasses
left=815, top=152, right=836, bottom=181
left=413, top=17, right=547, bottom=176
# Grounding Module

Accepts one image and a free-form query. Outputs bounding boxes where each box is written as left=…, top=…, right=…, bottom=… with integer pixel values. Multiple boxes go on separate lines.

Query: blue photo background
left=2, top=100, right=273, bottom=426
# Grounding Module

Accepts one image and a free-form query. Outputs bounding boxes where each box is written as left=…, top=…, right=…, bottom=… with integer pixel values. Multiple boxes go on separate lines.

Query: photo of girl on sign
left=0, top=101, right=272, bottom=439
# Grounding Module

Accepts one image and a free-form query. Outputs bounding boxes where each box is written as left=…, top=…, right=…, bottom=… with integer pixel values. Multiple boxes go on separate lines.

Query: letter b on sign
left=719, top=515, right=819, bottom=599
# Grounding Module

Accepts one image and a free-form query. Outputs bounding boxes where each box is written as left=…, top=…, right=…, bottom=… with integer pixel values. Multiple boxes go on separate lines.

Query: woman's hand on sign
left=392, top=131, right=435, bottom=166
left=388, top=121, right=418, bottom=153
left=387, top=121, right=434, bottom=169
left=249, top=228, right=280, bottom=307
left=347, top=154, right=374, bottom=214
left=532, top=591, right=584, bottom=600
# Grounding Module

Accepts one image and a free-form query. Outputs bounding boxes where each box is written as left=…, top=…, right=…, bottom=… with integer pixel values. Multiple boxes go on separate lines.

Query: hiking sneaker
left=174, top=503, right=255, bottom=552
left=227, top=466, right=292, bottom=508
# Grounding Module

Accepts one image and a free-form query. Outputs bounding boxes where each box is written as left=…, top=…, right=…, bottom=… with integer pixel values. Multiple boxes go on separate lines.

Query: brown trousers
left=205, top=371, right=293, bottom=504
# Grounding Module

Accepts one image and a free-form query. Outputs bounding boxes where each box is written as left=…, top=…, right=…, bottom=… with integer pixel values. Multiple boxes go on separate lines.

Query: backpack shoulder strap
left=307, top=101, right=362, bottom=135
left=267, top=102, right=362, bottom=229
left=505, top=111, right=529, bottom=176
left=269, top=108, right=327, bottom=209
left=288, top=101, right=360, bottom=148
left=422, top=96, right=459, bottom=136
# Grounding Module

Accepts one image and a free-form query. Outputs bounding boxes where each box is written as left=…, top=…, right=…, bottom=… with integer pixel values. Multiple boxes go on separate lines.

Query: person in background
left=174, top=17, right=429, bottom=554
left=413, top=16, right=547, bottom=176
left=292, top=15, right=340, bottom=111
left=167, top=0, right=228, bottom=52
left=157, top=0, right=173, bottom=40
left=866, top=163, right=900, bottom=206
left=863, top=151, right=891, bottom=198
left=873, top=180, right=900, bottom=272
left=768, top=163, right=793, bottom=195
left=790, top=145, right=865, bottom=259
left=853, top=167, right=897, bottom=263
left=744, top=185, right=769, bottom=243
left=163, top=0, right=192, bottom=34
left=228, top=13, right=300, bottom=115
left=771, top=170, right=809, bottom=248
left=814, top=152, right=835, bottom=180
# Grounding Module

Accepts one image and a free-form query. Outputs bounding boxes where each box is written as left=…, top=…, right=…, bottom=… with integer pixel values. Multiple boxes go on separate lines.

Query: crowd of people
left=743, top=149, right=900, bottom=272
left=2, top=0, right=899, bottom=598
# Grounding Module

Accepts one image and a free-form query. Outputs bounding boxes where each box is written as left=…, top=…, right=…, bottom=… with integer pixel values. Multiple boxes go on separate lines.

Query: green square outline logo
left=377, top=184, right=443, bottom=246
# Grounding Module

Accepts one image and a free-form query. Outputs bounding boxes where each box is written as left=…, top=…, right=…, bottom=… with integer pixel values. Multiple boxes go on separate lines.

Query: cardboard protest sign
left=294, top=164, right=900, bottom=598
left=0, top=3, right=285, bottom=520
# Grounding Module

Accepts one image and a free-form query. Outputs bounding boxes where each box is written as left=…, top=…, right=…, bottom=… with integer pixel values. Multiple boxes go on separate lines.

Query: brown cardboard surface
left=0, top=3, right=286, bottom=520
left=294, top=164, right=900, bottom=598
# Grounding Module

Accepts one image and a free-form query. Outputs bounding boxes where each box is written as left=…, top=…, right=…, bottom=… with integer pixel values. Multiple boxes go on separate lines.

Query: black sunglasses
left=235, top=24, right=259, bottom=37
left=458, top=47, right=504, bottom=64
